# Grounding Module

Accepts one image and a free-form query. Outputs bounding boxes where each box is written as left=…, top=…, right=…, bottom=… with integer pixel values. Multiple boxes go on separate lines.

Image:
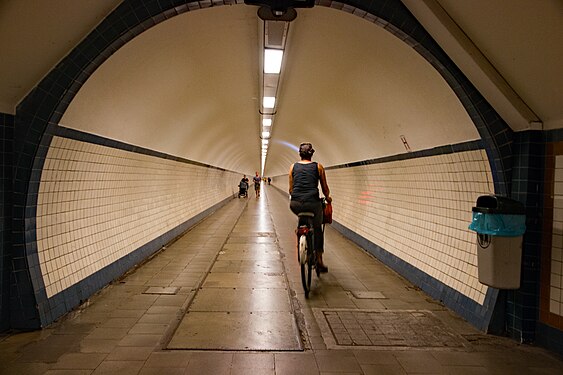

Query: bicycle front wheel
left=299, top=235, right=312, bottom=298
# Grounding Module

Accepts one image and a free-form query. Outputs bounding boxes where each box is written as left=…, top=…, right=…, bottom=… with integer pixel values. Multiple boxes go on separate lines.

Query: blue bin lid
left=472, top=195, right=525, bottom=215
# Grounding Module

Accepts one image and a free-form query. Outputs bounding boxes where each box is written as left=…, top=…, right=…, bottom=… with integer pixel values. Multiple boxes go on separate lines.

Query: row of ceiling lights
left=260, top=20, right=290, bottom=175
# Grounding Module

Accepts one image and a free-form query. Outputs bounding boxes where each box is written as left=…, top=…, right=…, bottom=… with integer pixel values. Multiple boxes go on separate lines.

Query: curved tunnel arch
left=12, top=0, right=513, bottom=328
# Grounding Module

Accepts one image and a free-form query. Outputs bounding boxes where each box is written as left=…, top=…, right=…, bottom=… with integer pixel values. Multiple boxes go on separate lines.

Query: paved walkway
left=1, top=185, right=563, bottom=374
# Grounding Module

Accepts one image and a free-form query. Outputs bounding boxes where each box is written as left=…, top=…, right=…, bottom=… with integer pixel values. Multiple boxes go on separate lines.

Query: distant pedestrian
left=253, top=172, right=261, bottom=197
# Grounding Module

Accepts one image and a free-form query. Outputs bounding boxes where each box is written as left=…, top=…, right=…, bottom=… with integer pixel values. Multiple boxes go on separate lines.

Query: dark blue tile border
left=326, top=139, right=484, bottom=170
left=503, top=130, right=545, bottom=343
left=55, top=126, right=226, bottom=171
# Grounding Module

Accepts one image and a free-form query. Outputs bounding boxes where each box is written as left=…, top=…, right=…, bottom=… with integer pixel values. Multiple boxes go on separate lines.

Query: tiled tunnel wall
left=272, top=140, right=499, bottom=329
left=30, top=130, right=241, bottom=325
left=329, top=145, right=494, bottom=303
left=3, top=0, right=560, bottom=355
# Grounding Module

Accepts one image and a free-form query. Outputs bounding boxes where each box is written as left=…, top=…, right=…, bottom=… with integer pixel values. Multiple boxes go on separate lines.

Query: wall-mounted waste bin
left=468, top=195, right=526, bottom=289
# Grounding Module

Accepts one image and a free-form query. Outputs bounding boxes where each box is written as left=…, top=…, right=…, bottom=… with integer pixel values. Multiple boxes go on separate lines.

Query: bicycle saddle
left=298, top=212, right=315, bottom=217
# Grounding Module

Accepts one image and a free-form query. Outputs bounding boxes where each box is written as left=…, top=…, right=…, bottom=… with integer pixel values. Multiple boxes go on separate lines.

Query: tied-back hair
left=299, top=142, right=315, bottom=160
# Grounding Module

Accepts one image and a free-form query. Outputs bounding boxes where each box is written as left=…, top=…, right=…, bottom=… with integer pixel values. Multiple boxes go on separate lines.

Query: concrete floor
left=1, top=185, right=563, bottom=374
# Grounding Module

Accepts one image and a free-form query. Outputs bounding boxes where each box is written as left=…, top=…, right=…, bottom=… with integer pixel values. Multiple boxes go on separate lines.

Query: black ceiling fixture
left=244, top=0, right=315, bottom=21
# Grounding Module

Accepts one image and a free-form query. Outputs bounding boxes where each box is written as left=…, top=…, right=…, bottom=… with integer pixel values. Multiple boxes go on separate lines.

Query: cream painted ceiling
left=1, top=0, right=562, bottom=177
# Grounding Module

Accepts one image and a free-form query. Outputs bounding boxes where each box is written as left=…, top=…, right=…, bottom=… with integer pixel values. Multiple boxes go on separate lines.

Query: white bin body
left=476, top=234, right=522, bottom=289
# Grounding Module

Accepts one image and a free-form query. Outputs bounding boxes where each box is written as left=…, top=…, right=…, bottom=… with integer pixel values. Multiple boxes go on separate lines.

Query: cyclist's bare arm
left=318, top=163, right=332, bottom=203
left=288, top=163, right=294, bottom=195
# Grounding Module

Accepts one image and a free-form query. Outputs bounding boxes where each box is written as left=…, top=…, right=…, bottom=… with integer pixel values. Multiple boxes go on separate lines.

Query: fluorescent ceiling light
left=262, top=131, right=270, bottom=138
left=262, top=118, right=272, bottom=126
left=262, top=139, right=269, bottom=145
left=263, top=96, right=275, bottom=108
left=264, top=49, right=283, bottom=74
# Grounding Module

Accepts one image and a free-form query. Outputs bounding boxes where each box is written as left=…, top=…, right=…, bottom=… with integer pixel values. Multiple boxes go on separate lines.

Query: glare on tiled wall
left=326, top=149, right=494, bottom=304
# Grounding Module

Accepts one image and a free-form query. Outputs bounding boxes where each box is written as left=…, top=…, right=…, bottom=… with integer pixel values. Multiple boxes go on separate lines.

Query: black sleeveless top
left=291, top=162, right=320, bottom=202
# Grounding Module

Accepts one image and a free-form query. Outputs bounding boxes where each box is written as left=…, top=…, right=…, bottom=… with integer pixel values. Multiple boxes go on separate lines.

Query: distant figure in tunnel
left=253, top=171, right=261, bottom=197
left=289, top=142, right=332, bottom=272
left=238, top=175, right=249, bottom=198
left=267, top=177, right=271, bottom=185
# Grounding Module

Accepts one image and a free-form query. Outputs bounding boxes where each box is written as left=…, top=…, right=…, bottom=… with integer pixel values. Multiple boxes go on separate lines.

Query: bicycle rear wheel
left=298, top=234, right=307, bottom=265
left=299, top=235, right=312, bottom=298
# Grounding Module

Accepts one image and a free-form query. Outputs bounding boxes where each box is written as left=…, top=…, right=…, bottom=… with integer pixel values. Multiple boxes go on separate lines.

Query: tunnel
left=1, top=0, right=563, bottom=369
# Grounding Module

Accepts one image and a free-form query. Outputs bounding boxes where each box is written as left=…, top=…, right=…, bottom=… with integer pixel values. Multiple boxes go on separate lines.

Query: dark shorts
left=290, top=199, right=324, bottom=252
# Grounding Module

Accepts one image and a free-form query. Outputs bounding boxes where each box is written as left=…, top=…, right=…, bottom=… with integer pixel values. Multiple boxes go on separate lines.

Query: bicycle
left=296, top=212, right=321, bottom=298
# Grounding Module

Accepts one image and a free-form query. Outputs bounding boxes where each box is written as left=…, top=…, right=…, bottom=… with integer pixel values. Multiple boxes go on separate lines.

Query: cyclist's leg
left=310, top=201, right=327, bottom=272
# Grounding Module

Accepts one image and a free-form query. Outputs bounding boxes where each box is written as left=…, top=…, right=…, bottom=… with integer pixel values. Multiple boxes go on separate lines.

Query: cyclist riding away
left=289, top=142, right=332, bottom=272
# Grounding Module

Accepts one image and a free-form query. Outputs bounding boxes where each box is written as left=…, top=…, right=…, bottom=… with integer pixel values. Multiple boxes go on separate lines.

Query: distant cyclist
left=253, top=171, right=261, bottom=197
left=289, top=142, right=332, bottom=272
